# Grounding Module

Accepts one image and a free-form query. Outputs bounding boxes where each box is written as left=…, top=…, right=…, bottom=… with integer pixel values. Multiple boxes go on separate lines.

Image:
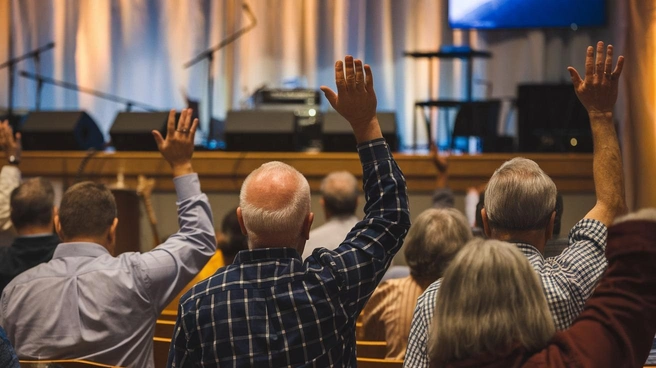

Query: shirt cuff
left=173, top=173, right=202, bottom=201
left=356, top=138, right=391, bottom=165
left=1, top=165, right=21, bottom=182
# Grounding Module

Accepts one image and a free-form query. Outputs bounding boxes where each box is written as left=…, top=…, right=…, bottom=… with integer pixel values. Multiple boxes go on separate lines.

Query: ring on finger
left=177, top=129, right=189, bottom=133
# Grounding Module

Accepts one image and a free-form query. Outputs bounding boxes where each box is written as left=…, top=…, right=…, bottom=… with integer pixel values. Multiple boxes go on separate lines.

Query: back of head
left=320, top=171, right=358, bottom=216
left=10, top=177, right=55, bottom=231
left=485, top=158, right=557, bottom=231
left=404, top=208, right=472, bottom=283
left=58, top=181, right=117, bottom=240
left=429, top=238, right=555, bottom=365
left=240, top=161, right=311, bottom=247
left=218, top=207, right=248, bottom=259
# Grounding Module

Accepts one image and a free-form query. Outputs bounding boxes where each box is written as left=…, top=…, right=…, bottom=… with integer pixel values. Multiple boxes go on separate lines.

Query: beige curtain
left=618, top=0, right=656, bottom=209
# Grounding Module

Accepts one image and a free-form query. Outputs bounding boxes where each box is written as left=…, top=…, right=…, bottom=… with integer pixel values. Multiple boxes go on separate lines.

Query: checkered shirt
left=168, top=139, right=410, bottom=367
left=404, top=218, right=608, bottom=368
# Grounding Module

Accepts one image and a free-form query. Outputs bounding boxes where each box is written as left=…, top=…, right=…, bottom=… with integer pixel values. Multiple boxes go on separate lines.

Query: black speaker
left=110, top=112, right=172, bottom=151
left=21, top=111, right=105, bottom=150
left=322, top=112, right=398, bottom=152
left=517, top=84, right=592, bottom=152
left=225, top=110, right=297, bottom=152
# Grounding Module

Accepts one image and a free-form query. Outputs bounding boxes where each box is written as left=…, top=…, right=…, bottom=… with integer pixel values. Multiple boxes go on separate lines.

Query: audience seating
left=20, top=360, right=122, bottom=368
left=154, top=337, right=172, bottom=368
left=159, top=309, right=177, bottom=321
left=356, top=357, right=404, bottom=368
left=356, top=340, right=387, bottom=359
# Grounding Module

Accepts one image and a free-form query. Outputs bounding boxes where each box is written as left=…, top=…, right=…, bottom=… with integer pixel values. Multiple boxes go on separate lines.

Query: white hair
left=485, top=157, right=557, bottom=231
left=429, top=238, right=555, bottom=365
left=239, top=161, right=310, bottom=247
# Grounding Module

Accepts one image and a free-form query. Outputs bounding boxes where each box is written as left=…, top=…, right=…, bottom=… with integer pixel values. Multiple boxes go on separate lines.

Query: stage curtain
left=1, top=0, right=619, bottom=150
left=617, top=0, right=656, bottom=209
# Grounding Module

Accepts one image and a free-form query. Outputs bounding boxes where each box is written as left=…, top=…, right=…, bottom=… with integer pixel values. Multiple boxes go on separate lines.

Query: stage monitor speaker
left=225, top=110, right=297, bottom=152
left=110, top=112, right=171, bottom=151
left=517, top=84, right=592, bottom=152
left=322, top=111, right=398, bottom=152
left=21, top=111, right=105, bottom=151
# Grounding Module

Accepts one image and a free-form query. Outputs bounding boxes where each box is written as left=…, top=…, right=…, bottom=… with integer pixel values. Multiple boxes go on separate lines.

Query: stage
left=15, top=151, right=594, bottom=193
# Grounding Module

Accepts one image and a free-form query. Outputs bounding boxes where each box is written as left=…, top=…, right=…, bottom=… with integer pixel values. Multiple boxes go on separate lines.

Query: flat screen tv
left=449, top=0, right=606, bottom=29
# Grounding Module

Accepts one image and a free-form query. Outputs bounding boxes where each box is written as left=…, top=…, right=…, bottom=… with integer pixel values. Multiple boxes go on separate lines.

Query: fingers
left=603, top=44, right=614, bottom=75
left=334, top=60, right=346, bottom=94
left=613, top=55, right=624, bottom=79
left=152, top=130, right=164, bottom=149
left=568, top=67, right=583, bottom=89
left=364, top=64, right=374, bottom=92
left=354, top=59, right=365, bottom=92
left=176, top=108, right=192, bottom=132
left=189, top=118, right=199, bottom=136
left=166, top=109, right=176, bottom=137
left=584, top=46, right=594, bottom=80
left=344, top=55, right=356, bottom=91
left=595, top=41, right=604, bottom=78
left=320, top=86, right=338, bottom=109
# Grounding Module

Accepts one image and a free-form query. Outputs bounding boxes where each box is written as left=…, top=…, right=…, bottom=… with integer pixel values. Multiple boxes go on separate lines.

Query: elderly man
left=167, top=57, right=410, bottom=367
left=0, top=110, right=216, bottom=368
left=302, top=170, right=360, bottom=258
left=405, top=41, right=627, bottom=367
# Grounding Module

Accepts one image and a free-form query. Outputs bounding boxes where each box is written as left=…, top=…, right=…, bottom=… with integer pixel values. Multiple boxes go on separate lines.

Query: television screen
left=449, top=0, right=606, bottom=29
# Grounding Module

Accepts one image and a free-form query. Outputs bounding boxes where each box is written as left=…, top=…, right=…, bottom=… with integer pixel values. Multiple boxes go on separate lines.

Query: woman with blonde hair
left=428, top=209, right=656, bottom=367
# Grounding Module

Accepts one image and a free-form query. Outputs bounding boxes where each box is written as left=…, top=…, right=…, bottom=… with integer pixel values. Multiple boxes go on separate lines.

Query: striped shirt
left=404, top=219, right=608, bottom=368
left=168, top=139, right=411, bottom=367
left=359, top=275, right=426, bottom=359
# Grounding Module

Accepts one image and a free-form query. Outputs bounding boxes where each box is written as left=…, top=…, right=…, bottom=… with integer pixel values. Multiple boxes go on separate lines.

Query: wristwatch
left=8, top=155, right=19, bottom=166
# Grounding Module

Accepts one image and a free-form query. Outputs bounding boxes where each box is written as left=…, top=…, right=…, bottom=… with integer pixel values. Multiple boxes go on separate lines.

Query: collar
left=234, top=247, right=301, bottom=264
left=514, top=242, right=542, bottom=255
left=52, top=242, right=111, bottom=259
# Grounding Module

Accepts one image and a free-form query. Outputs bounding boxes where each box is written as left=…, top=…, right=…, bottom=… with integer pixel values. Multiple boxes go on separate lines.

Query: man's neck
left=490, top=229, right=547, bottom=254
left=17, top=225, right=55, bottom=236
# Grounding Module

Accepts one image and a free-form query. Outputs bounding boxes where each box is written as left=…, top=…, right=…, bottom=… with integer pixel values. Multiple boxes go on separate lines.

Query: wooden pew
left=20, top=360, right=122, bottom=368
left=158, top=309, right=177, bottom=321
left=155, top=319, right=176, bottom=339
left=357, top=357, right=404, bottom=368
left=153, top=337, right=172, bottom=368
left=356, top=340, right=387, bottom=359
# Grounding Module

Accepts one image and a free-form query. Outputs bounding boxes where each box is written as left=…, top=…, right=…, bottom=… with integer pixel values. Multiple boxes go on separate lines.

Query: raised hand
left=152, top=109, right=198, bottom=177
left=568, top=41, right=624, bottom=115
left=0, top=120, right=21, bottom=163
left=320, top=56, right=382, bottom=143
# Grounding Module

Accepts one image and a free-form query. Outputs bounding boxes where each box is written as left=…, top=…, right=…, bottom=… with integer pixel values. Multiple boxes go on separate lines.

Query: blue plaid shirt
left=168, top=139, right=410, bottom=367
left=0, top=326, right=19, bottom=368
left=404, top=218, right=608, bottom=368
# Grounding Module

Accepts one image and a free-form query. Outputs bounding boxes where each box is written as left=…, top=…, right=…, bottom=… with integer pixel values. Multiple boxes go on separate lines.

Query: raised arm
left=320, top=56, right=410, bottom=313
left=0, top=121, right=21, bottom=232
left=568, top=41, right=627, bottom=226
left=139, top=109, right=216, bottom=311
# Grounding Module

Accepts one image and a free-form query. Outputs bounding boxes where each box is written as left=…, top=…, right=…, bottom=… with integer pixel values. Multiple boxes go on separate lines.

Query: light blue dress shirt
left=0, top=173, right=215, bottom=368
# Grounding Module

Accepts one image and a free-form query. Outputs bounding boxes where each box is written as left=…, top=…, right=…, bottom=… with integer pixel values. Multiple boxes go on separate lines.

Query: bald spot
left=243, top=169, right=300, bottom=211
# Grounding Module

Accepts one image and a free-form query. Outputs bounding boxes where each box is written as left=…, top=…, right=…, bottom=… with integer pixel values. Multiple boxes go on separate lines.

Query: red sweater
left=444, top=220, right=656, bottom=368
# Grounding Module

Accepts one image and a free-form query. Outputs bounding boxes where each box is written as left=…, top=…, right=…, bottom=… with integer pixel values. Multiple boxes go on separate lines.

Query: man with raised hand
left=1, top=109, right=216, bottom=368
left=168, top=57, right=410, bottom=367
left=405, top=41, right=626, bottom=368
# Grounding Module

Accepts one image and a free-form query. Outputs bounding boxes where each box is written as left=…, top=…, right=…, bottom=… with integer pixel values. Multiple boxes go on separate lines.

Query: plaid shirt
left=168, top=139, right=410, bottom=367
left=404, top=218, right=608, bottom=368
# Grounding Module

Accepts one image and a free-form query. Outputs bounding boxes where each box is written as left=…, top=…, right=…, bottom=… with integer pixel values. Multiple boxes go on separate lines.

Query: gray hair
left=429, top=238, right=555, bottom=365
left=320, top=171, right=359, bottom=216
left=613, top=208, right=656, bottom=224
left=484, top=157, right=557, bottom=231
left=404, top=208, right=472, bottom=282
left=239, top=161, right=311, bottom=247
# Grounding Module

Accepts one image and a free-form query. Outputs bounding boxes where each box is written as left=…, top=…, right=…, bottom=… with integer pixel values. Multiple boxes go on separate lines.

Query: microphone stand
left=183, top=2, right=257, bottom=147
left=19, top=71, right=161, bottom=112
left=0, top=42, right=55, bottom=115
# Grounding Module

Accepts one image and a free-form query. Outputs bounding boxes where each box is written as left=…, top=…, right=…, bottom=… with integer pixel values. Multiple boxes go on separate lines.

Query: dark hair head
left=58, top=181, right=117, bottom=239
left=321, top=171, right=359, bottom=216
left=217, top=207, right=248, bottom=260
left=10, top=177, right=55, bottom=230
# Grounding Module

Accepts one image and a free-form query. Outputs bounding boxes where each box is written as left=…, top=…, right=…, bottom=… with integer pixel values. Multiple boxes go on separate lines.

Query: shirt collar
left=52, top=242, right=111, bottom=259
left=514, top=242, right=543, bottom=257
left=234, top=247, right=301, bottom=264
